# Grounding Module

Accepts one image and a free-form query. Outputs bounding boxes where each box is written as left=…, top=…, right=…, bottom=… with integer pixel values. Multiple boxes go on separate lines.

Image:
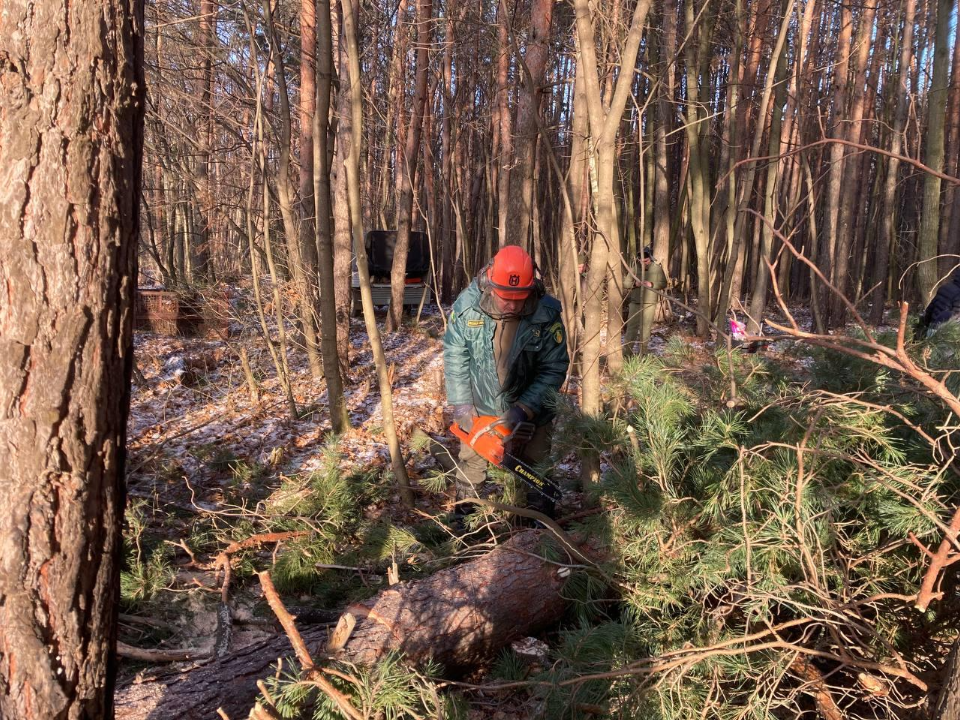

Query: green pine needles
left=257, top=652, right=465, bottom=720
left=545, top=344, right=958, bottom=719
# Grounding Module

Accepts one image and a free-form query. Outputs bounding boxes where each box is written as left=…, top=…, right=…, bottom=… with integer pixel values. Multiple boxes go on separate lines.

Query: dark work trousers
left=455, top=421, right=555, bottom=515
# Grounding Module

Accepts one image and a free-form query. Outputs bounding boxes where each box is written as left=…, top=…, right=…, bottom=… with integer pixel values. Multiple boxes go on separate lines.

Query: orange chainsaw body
left=449, top=415, right=510, bottom=465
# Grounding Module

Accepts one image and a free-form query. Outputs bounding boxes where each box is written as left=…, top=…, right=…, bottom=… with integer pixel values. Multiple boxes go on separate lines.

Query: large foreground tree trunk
left=114, top=530, right=580, bottom=719
left=0, top=1, right=145, bottom=717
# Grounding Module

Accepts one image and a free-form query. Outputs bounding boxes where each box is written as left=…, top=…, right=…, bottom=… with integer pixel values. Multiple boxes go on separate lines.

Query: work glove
left=452, top=404, right=477, bottom=432
left=501, top=405, right=535, bottom=444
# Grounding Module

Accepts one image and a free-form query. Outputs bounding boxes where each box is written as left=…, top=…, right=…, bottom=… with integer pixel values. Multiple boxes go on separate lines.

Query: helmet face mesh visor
left=479, top=284, right=537, bottom=319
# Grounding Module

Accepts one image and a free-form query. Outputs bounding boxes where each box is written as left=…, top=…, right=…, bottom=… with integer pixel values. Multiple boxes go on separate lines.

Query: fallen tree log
left=115, top=529, right=587, bottom=720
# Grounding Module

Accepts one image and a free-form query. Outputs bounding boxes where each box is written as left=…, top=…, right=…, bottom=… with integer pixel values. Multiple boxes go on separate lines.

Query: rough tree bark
left=114, top=530, right=579, bottom=719
left=0, top=0, right=144, bottom=717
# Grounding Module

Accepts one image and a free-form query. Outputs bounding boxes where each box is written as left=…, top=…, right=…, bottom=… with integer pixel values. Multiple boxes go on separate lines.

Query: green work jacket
left=443, top=281, right=569, bottom=424
left=627, top=260, right=667, bottom=306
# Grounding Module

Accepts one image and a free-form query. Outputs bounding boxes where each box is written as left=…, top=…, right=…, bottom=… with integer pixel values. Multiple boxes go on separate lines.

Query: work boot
left=451, top=500, right=479, bottom=534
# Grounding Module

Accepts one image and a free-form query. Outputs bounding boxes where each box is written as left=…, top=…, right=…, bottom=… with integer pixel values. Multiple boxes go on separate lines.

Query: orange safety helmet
left=487, top=246, right=536, bottom=299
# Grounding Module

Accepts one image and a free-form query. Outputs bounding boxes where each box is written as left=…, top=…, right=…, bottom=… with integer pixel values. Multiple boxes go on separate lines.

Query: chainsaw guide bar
left=450, top=416, right=562, bottom=503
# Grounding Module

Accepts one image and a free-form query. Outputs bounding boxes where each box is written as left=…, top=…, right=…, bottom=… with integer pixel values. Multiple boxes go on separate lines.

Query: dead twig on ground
left=117, top=641, right=208, bottom=663
left=256, top=570, right=364, bottom=720
left=213, top=531, right=309, bottom=658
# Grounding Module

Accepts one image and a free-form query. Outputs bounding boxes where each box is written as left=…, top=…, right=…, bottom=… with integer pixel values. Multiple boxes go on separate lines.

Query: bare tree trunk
left=574, top=0, right=652, bottom=484
left=315, top=0, right=349, bottom=432
left=0, top=0, right=144, bottom=716
left=657, top=0, right=678, bottom=273
left=728, top=0, right=778, bottom=308
left=342, top=0, right=413, bottom=506
left=193, top=0, right=216, bottom=282
left=938, top=9, right=960, bottom=277
left=557, top=59, right=589, bottom=361
left=263, top=0, right=325, bottom=379
left=495, top=0, right=514, bottom=248
left=300, top=0, right=318, bottom=275
left=916, top=0, right=954, bottom=301
left=829, top=0, right=878, bottom=325
left=386, top=0, right=433, bottom=332
left=683, top=0, right=716, bottom=336
left=332, top=11, right=353, bottom=371
left=505, top=0, right=554, bottom=249
left=440, top=2, right=458, bottom=305
left=715, top=0, right=743, bottom=321
left=245, top=7, right=300, bottom=421
left=746, top=0, right=792, bottom=330
left=870, top=0, right=917, bottom=325
left=820, top=0, right=853, bottom=324
left=376, top=0, right=410, bottom=225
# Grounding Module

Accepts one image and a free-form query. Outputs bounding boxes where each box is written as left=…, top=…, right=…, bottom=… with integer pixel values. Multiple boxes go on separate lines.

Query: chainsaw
left=450, top=415, right=562, bottom=503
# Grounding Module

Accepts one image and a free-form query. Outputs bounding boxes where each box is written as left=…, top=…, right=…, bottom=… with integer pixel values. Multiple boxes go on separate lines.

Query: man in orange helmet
left=443, top=246, right=570, bottom=521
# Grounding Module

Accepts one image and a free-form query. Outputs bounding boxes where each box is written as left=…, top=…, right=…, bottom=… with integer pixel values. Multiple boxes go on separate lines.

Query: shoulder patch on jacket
left=549, top=321, right=564, bottom=344
left=467, top=319, right=485, bottom=327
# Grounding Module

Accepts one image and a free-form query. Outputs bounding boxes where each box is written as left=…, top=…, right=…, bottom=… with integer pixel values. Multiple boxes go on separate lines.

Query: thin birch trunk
left=342, top=0, right=414, bottom=507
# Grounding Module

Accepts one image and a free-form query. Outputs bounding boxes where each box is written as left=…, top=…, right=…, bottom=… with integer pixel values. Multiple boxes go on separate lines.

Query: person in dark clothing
left=918, top=269, right=960, bottom=337
left=623, top=246, right=667, bottom=356
left=443, top=245, right=570, bottom=519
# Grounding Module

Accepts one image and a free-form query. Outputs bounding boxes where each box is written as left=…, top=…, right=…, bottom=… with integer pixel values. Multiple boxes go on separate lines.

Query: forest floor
left=117, top=289, right=820, bottom=718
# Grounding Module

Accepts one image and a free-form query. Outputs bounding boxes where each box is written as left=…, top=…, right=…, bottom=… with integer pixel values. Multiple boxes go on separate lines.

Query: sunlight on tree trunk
left=0, top=1, right=144, bottom=715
